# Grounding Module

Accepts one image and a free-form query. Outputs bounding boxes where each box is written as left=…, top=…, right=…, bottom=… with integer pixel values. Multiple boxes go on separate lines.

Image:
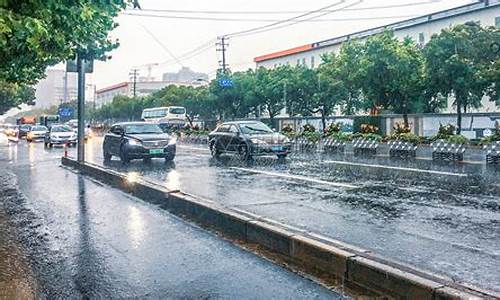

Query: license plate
left=272, top=146, right=283, bottom=152
left=149, top=149, right=163, bottom=155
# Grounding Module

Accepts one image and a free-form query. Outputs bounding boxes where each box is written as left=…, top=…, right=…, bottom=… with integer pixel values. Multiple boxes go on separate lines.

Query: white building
left=34, top=69, right=94, bottom=109
left=95, top=80, right=195, bottom=107
left=254, top=0, right=500, bottom=113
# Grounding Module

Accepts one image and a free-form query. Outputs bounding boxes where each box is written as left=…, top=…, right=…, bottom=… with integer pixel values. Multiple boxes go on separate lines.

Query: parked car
left=44, top=125, right=77, bottom=147
left=208, top=121, right=291, bottom=159
left=27, top=125, right=48, bottom=142
left=18, top=124, right=32, bottom=138
left=102, top=122, right=176, bottom=163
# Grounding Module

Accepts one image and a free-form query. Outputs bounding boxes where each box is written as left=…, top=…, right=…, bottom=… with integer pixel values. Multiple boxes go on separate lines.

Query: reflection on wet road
left=2, top=135, right=500, bottom=293
left=0, top=135, right=342, bottom=298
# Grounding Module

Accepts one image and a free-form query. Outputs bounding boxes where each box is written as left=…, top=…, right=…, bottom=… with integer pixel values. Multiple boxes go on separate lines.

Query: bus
left=141, top=106, right=187, bottom=130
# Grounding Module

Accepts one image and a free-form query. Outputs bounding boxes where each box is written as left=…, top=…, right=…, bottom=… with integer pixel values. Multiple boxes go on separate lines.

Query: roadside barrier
left=484, top=141, right=500, bottom=165
left=61, top=156, right=499, bottom=299
left=431, top=140, right=466, bottom=162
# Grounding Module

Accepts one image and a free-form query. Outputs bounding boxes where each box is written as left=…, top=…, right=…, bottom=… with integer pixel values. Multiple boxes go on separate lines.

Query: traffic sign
left=58, top=107, right=74, bottom=118
left=218, top=78, right=233, bottom=87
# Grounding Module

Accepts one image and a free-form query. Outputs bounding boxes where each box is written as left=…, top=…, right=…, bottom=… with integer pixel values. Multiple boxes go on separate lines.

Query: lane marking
left=324, top=160, right=469, bottom=177
left=230, top=167, right=357, bottom=189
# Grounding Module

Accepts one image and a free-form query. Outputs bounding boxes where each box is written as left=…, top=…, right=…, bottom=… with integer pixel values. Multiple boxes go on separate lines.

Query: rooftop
left=254, top=0, right=500, bottom=63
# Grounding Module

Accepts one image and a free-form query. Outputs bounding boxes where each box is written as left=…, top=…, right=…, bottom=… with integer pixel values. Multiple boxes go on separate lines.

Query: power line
left=139, top=23, right=185, bottom=67
left=226, top=0, right=364, bottom=38
left=126, top=0, right=442, bottom=15
left=123, top=12, right=416, bottom=22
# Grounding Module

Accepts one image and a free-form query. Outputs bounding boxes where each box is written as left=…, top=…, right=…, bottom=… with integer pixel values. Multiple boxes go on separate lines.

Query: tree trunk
left=403, top=113, right=409, bottom=130
left=456, top=102, right=462, bottom=135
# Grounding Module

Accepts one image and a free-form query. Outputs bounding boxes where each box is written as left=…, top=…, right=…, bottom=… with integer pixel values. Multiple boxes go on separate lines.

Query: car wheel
left=277, top=154, right=287, bottom=159
left=210, top=141, right=221, bottom=158
left=48, top=143, right=53, bottom=148
left=165, top=155, right=175, bottom=162
left=119, top=147, right=130, bottom=164
left=238, top=143, right=251, bottom=160
left=27, top=139, right=32, bottom=143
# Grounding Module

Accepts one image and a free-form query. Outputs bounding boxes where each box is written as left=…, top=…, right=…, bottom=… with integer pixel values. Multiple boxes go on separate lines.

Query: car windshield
left=31, top=126, right=47, bottom=131
left=124, top=124, right=163, bottom=134
left=169, top=107, right=186, bottom=114
left=20, top=125, right=31, bottom=130
left=51, top=125, right=72, bottom=132
left=239, top=122, right=273, bottom=135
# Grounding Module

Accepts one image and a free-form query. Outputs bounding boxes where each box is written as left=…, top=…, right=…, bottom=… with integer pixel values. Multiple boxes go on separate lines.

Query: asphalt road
left=0, top=135, right=343, bottom=299
left=3, top=135, right=500, bottom=293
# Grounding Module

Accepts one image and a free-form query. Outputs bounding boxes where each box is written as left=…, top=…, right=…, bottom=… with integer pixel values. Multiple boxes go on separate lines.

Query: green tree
left=424, top=22, right=499, bottom=134
left=0, top=81, right=35, bottom=115
left=333, top=41, right=364, bottom=115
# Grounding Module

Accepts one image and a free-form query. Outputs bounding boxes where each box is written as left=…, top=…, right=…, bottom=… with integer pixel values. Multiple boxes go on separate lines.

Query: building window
left=496, top=16, right=500, bottom=27
left=311, top=56, right=315, bottom=68
left=418, top=32, right=425, bottom=45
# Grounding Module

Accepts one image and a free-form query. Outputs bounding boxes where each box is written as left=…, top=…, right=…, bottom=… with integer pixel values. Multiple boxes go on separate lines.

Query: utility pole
left=129, top=68, right=139, bottom=97
left=216, top=36, right=229, bottom=73
left=63, top=70, right=68, bottom=105
left=77, top=54, right=85, bottom=163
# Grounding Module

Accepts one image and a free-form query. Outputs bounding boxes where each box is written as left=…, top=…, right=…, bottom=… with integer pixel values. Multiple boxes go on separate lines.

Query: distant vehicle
left=208, top=121, right=292, bottom=159
left=4, top=125, right=19, bottom=138
left=27, top=125, right=48, bottom=142
left=16, top=116, right=36, bottom=125
left=39, top=115, right=60, bottom=128
left=18, top=124, right=33, bottom=138
left=44, top=125, right=77, bottom=147
left=102, top=122, right=176, bottom=163
left=141, top=106, right=187, bottom=130
left=65, top=119, right=92, bottom=140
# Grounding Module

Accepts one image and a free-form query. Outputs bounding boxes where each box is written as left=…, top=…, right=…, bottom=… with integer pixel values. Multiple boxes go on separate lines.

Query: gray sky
left=89, top=0, right=473, bottom=88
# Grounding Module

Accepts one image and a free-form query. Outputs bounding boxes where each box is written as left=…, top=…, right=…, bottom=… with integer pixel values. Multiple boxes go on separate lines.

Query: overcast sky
left=85, top=0, right=473, bottom=89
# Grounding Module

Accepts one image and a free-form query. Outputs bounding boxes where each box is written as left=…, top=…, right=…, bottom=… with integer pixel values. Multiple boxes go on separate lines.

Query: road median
left=61, top=156, right=499, bottom=299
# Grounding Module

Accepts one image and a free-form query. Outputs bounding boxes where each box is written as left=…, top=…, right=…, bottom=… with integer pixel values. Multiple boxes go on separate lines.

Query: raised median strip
left=61, top=156, right=499, bottom=299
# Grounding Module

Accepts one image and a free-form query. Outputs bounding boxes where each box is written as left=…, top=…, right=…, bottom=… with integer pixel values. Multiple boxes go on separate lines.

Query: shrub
left=479, top=121, right=500, bottom=145
left=351, top=132, right=382, bottom=142
left=302, top=131, right=321, bottom=143
left=302, top=123, right=316, bottom=133
left=387, top=132, right=421, bottom=145
left=353, top=116, right=382, bottom=134
left=393, top=122, right=411, bottom=134
left=436, top=123, right=456, bottom=139
left=360, top=124, right=379, bottom=134
left=325, top=122, right=342, bottom=135
left=281, top=124, right=294, bottom=133
left=327, top=132, right=353, bottom=141
left=446, top=134, right=469, bottom=145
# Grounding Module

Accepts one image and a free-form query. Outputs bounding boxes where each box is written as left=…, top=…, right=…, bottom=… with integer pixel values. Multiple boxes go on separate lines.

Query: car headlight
left=168, top=137, right=177, bottom=146
left=50, top=135, right=57, bottom=139
left=250, top=138, right=267, bottom=145
left=128, top=139, right=141, bottom=146
left=27, top=133, right=34, bottom=138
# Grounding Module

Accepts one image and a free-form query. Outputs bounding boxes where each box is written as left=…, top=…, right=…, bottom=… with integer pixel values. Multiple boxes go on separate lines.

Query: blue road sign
left=58, top=107, right=74, bottom=118
left=218, top=78, right=233, bottom=87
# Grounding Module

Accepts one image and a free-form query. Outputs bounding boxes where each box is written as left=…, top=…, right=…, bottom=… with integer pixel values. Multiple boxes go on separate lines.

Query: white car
left=44, top=125, right=77, bottom=147
left=27, top=125, right=48, bottom=142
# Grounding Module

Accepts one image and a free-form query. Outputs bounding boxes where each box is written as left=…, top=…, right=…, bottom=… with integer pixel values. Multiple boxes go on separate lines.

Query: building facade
left=34, top=69, right=94, bottom=109
left=95, top=80, right=195, bottom=107
left=162, top=67, right=208, bottom=84
left=254, top=0, right=500, bottom=113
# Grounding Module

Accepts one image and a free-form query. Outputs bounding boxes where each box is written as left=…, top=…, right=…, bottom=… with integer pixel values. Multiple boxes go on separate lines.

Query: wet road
left=2, top=135, right=500, bottom=293
left=0, top=135, right=343, bottom=299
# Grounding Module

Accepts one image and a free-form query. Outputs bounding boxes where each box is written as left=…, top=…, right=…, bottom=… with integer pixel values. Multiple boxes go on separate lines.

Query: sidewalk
left=0, top=142, right=342, bottom=298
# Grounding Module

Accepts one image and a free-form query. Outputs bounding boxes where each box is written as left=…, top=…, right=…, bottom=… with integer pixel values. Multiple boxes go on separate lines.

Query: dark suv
left=208, top=121, right=291, bottom=159
left=103, top=122, right=176, bottom=163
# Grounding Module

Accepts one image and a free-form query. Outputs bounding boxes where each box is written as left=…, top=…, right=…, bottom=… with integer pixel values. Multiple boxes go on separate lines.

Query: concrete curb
left=61, top=157, right=499, bottom=299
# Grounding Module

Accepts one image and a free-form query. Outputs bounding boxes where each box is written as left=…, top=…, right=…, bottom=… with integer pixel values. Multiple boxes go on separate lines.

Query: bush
left=302, top=123, right=316, bottom=133
left=325, top=122, right=342, bottom=135
left=327, top=132, right=353, bottom=141
left=360, top=124, right=379, bottom=134
left=302, top=131, right=321, bottom=143
left=446, top=134, right=469, bottom=145
left=351, top=132, right=383, bottom=142
left=479, top=121, right=500, bottom=145
left=433, top=123, right=456, bottom=140
left=393, top=122, right=411, bottom=134
left=282, top=124, right=294, bottom=133
left=387, top=132, right=421, bottom=145
left=353, top=116, right=382, bottom=134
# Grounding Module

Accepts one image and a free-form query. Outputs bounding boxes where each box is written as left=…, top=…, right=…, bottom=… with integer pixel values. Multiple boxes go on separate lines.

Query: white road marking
left=323, top=160, right=469, bottom=177
left=230, top=167, right=357, bottom=189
